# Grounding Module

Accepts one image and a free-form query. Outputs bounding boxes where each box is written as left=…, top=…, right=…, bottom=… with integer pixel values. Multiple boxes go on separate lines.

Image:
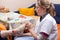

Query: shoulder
left=44, top=14, right=57, bottom=25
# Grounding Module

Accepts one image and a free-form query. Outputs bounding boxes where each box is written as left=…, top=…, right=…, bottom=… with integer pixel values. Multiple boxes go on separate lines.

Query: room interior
left=0, top=0, right=60, bottom=40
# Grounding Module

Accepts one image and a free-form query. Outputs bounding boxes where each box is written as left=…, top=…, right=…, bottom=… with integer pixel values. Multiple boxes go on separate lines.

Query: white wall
left=0, top=0, right=60, bottom=11
left=0, top=0, right=4, bottom=7
left=0, top=0, right=36, bottom=11
left=51, top=0, right=60, bottom=4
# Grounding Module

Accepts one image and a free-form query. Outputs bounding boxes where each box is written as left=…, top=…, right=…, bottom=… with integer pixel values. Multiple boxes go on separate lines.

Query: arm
left=25, top=22, right=39, bottom=40
left=20, top=33, right=32, bottom=36
left=29, top=29, right=48, bottom=40
left=29, top=29, right=38, bottom=40
left=0, top=30, right=12, bottom=38
left=25, top=20, right=52, bottom=40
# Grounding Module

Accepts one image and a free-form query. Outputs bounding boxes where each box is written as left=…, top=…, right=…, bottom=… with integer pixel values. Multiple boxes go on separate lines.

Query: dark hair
left=37, top=0, right=56, bottom=17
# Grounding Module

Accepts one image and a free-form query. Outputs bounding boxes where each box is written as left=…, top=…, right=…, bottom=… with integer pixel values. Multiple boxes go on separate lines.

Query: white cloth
left=34, top=14, right=58, bottom=40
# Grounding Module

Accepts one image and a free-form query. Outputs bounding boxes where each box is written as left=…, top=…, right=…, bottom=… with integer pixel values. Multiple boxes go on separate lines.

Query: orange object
left=0, top=23, right=12, bottom=40
left=57, top=24, right=60, bottom=40
left=19, top=7, right=34, bottom=16
left=0, top=23, right=6, bottom=30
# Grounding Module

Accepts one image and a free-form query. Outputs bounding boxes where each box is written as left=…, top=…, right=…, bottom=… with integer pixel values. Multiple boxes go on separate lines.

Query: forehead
left=36, top=3, right=39, bottom=6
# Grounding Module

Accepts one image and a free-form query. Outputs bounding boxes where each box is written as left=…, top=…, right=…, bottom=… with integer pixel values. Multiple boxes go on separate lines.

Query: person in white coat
left=25, top=0, right=58, bottom=40
left=14, top=0, right=58, bottom=40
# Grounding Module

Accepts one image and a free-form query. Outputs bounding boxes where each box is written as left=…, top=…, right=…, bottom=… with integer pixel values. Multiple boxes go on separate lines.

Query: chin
left=37, top=14, right=41, bottom=16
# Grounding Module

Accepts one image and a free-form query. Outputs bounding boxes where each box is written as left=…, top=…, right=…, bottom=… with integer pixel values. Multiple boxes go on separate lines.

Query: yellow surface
left=19, top=7, right=35, bottom=16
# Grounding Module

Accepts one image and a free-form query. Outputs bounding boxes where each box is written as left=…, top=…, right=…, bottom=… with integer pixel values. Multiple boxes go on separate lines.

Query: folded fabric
left=18, top=7, right=34, bottom=16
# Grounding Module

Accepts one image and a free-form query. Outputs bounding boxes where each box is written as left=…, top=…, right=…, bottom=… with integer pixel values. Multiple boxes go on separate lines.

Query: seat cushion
left=54, top=16, right=60, bottom=24
left=54, top=4, right=60, bottom=16
left=57, top=24, right=60, bottom=40
left=18, top=7, right=34, bottom=16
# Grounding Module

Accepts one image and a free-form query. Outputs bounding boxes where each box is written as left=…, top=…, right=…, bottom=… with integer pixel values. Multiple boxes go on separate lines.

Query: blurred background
left=0, top=0, right=60, bottom=11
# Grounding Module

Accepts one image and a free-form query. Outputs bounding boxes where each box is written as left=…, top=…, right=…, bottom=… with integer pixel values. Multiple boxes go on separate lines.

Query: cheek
left=37, top=8, right=39, bottom=11
left=37, top=9, right=42, bottom=14
left=35, top=9, right=40, bottom=15
left=36, top=8, right=41, bottom=13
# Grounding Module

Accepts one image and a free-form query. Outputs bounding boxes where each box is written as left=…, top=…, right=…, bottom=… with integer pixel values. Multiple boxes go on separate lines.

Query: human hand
left=11, top=28, right=24, bottom=36
left=25, top=21, right=33, bottom=30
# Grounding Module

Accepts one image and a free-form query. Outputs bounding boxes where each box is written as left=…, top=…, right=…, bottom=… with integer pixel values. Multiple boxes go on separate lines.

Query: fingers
left=25, top=21, right=33, bottom=30
left=25, top=21, right=31, bottom=26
